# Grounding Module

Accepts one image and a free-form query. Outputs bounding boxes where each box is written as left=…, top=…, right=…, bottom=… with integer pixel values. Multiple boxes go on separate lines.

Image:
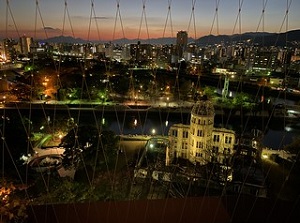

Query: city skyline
left=0, top=0, right=300, bottom=41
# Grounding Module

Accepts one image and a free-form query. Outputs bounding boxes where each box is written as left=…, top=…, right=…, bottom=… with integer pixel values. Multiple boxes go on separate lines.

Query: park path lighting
left=135, top=95, right=138, bottom=104
left=134, top=119, right=137, bottom=127
left=285, top=126, right=292, bottom=132
left=151, top=128, right=156, bottom=135
left=42, top=76, right=49, bottom=87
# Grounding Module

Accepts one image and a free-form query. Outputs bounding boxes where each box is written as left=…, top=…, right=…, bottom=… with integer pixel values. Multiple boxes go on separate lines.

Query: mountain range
left=195, top=29, right=300, bottom=46
left=43, top=29, right=300, bottom=47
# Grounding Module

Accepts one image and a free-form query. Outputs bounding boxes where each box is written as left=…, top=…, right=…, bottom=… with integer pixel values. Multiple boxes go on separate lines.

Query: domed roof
left=191, top=95, right=215, bottom=116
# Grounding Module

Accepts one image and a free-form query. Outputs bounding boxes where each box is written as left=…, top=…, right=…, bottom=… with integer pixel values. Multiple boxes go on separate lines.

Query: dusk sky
left=0, top=0, right=299, bottom=41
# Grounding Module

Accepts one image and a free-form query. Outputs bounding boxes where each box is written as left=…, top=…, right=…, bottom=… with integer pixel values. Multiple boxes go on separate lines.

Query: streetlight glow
left=151, top=129, right=156, bottom=135
left=134, top=119, right=137, bottom=126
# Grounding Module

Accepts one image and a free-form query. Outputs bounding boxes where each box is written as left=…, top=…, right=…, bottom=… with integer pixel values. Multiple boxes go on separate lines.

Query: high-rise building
left=176, top=30, right=188, bottom=58
left=129, top=41, right=152, bottom=63
left=19, top=35, right=33, bottom=55
left=0, top=40, right=5, bottom=62
left=2, top=38, right=17, bottom=62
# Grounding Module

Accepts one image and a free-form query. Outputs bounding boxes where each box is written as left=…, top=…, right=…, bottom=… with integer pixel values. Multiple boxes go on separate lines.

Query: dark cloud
left=44, top=27, right=61, bottom=31
left=73, top=15, right=86, bottom=19
left=44, top=27, right=55, bottom=30
left=93, top=16, right=110, bottom=20
left=72, top=15, right=111, bottom=20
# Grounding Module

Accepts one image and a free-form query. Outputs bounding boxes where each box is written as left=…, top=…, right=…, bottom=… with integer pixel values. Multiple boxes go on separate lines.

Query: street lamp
left=134, top=119, right=137, bottom=127
left=133, top=93, right=137, bottom=104
left=151, top=128, right=156, bottom=135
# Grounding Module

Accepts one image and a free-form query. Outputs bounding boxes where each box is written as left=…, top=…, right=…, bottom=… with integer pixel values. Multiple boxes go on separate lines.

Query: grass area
left=31, top=133, right=61, bottom=148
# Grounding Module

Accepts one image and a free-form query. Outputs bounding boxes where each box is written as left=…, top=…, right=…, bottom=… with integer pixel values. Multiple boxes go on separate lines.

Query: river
left=103, top=110, right=299, bottom=150
left=2, top=107, right=298, bottom=150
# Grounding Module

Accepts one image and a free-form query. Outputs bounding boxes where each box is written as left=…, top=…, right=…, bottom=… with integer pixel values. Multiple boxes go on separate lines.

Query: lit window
left=172, top=130, right=178, bottom=137
left=225, top=136, right=232, bottom=144
left=196, top=141, right=203, bottom=148
left=197, top=129, right=204, bottom=137
left=213, top=135, right=220, bottom=142
left=183, top=131, right=188, bottom=138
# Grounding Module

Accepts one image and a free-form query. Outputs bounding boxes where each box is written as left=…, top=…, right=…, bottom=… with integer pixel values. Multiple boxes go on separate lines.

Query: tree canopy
left=0, top=115, right=32, bottom=174
left=60, top=126, right=118, bottom=170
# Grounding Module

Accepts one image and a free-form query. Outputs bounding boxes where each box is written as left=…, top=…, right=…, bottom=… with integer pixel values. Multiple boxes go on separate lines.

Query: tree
left=0, top=115, right=32, bottom=174
left=112, top=76, right=130, bottom=96
left=284, top=137, right=300, bottom=160
left=0, top=181, right=29, bottom=223
left=179, top=78, right=192, bottom=100
left=203, top=86, right=217, bottom=99
left=60, top=126, right=118, bottom=170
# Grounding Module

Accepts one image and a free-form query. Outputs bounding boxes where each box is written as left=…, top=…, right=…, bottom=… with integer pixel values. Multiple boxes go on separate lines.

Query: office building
left=176, top=30, right=188, bottom=58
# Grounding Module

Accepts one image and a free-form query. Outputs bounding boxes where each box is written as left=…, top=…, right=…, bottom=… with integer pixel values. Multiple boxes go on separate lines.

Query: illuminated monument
left=168, top=95, right=236, bottom=165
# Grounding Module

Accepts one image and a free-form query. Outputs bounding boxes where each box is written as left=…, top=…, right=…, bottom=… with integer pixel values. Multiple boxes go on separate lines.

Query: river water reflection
left=15, top=107, right=297, bottom=150
left=102, top=111, right=299, bottom=150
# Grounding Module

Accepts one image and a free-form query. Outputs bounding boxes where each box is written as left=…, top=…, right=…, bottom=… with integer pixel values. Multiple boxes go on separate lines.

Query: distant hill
left=42, top=30, right=300, bottom=46
left=195, top=29, right=300, bottom=46
left=42, top=36, right=193, bottom=45
left=109, top=37, right=180, bottom=45
left=42, top=36, right=88, bottom=44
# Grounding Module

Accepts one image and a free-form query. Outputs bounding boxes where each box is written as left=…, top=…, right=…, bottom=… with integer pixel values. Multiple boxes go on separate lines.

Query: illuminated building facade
left=19, top=35, right=33, bottom=55
left=168, top=96, right=236, bottom=165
